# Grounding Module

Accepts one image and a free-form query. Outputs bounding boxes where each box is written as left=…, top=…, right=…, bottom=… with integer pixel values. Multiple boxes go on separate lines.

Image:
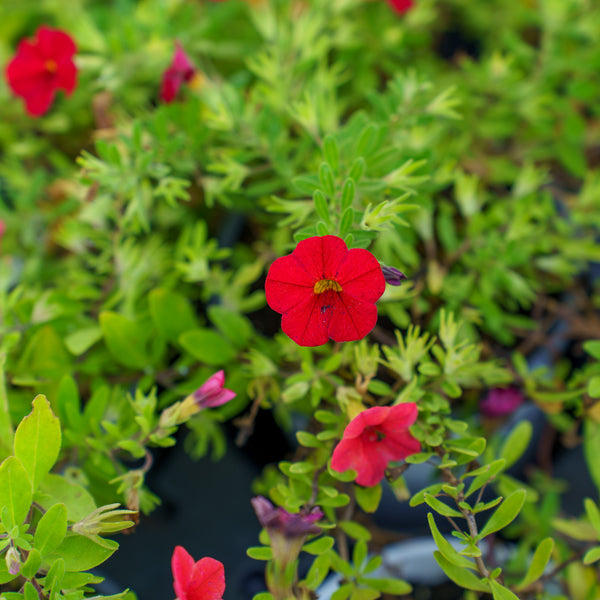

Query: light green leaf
left=433, top=551, right=489, bottom=592
left=489, top=579, right=520, bottom=600
left=339, top=521, right=371, bottom=542
left=14, top=395, right=61, bottom=491
left=515, top=537, right=554, bottom=589
left=584, top=420, right=600, bottom=495
left=304, top=553, right=330, bottom=590
left=247, top=546, right=273, bottom=560
left=349, top=587, right=380, bottom=600
left=64, top=326, right=103, bottom=356
left=588, top=376, right=600, bottom=399
left=0, top=354, right=13, bottom=458
left=424, top=494, right=463, bottom=518
left=0, top=456, right=32, bottom=525
left=499, top=421, right=532, bottom=470
left=20, top=548, right=42, bottom=579
left=464, top=460, right=506, bottom=498
left=179, top=329, right=237, bottom=365
left=427, top=513, right=476, bottom=570
left=583, top=546, right=600, bottom=565
left=478, top=490, right=526, bottom=539
left=43, top=534, right=118, bottom=571
left=34, top=503, right=68, bottom=556
left=99, top=311, right=149, bottom=369
left=361, top=577, right=412, bottom=595
left=584, top=498, right=600, bottom=535
left=303, top=536, right=335, bottom=555
left=149, top=288, right=198, bottom=343
left=355, top=484, right=382, bottom=514
left=37, top=473, right=97, bottom=523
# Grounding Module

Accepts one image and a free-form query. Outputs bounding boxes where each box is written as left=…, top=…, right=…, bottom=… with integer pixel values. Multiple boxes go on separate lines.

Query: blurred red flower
left=265, top=235, right=385, bottom=346
left=331, top=403, right=420, bottom=487
left=160, top=42, right=197, bottom=103
left=172, top=546, right=225, bottom=600
left=480, top=387, right=524, bottom=418
left=387, top=0, right=414, bottom=14
left=191, top=370, right=236, bottom=408
left=5, top=26, right=77, bottom=117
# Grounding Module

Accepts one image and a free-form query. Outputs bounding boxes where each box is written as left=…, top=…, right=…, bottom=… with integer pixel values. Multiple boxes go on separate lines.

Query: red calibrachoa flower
left=191, top=370, right=236, bottom=409
left=480, top=387, right=524, bottom=418
left=160, top=42, right=198, bottom=103
left=5, top=26, right=77, bottom=117
left=265, top=236, right=385, bottom=347
left=387, top=0, right=414, bottom=15
left=331, top=403, right=421, bottom=487
left=172, top=546, right=225, bottom=600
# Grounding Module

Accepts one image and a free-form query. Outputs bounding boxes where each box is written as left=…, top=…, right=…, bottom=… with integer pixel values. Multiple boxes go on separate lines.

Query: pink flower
left=160, top=42, right=197, bottom=103
left=480, top=387, right=524, bottom=418
left=172, top=546, right=225, bottom=600
left=331, top=403, right=420, bottom=487
left=386, top=0, right=414, bottom=14
left=192, top=370, right=236, bottom=408
left=265, top=236, right=385, bottom=347
left=5, top=25, right=77, bottom=117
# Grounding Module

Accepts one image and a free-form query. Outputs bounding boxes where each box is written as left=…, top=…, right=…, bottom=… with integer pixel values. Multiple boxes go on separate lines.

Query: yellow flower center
left=45, top=60, right=57, bottom=74
left=313, top=279, right=342, bottom=294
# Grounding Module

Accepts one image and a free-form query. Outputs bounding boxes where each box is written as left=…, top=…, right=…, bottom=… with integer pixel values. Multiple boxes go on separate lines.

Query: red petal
left=281, top=294, right=330, bottom=346
left=379, top=430, right=421, bottom=462
left=381, top=403, right=418, bottom=431
left=342, top=406, right=389, bottom=440
left=23, top=87, right=56, bottom=117
left=331, top=436, right=388, bottom=487
left=36, top=26, right=77, bottom=60
left=172, top=546, right=195, bottom=600
left=326, top=292, right=378, bottom=343
left=187, top=557, right=225, bottom=600
left=292, top=236, right=348, bottom=280
left=265, top=253, right=315, bottom=314
left=54, top=58, right=77, bottom=94
left=5, top=54, right=48, bottom=96
left=387, top=0, right=414, bottom=14
left=336, top=249, right=385, bottom=303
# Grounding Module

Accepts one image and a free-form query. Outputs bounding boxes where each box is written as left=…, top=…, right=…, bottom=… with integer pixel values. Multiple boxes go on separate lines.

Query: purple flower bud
left=251, top=496, right=323, bottom=539
left=480, top=387, right=524, bottom=418
left=381, top=265, right=407, bottom=286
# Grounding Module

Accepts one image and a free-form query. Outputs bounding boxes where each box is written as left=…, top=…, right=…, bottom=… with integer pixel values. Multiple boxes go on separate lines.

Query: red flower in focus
left=331, top=403, right=420, bottom=487
left=192, top=370, right=236, bottom=408
left=5, top=26, right=77, bottom=117
left=172, top=546, right=225, bottom=600
left=265, top=236, right=385, bottom=346
left=160, top=42, right=197, bottom=103
left=387, top=0, right=414, bottom=14
left=480, top=387, right=524, bottom=418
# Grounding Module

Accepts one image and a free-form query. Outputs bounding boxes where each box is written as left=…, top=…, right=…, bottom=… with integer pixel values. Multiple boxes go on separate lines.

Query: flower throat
left=314, top=279, right=342, bottom=294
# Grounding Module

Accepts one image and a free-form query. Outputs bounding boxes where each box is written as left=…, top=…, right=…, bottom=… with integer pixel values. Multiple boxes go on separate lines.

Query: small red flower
left=172, top=546, right=225, bottom=600
left=386, top=0, right=414, bottom=14
left=192, top=370, right=236, bottom=408
left=160, top=42, right=197, bottom=103
left=5, top=26, right=77, bottom=117
left=265, top=236, right=385, bottom=346
left=331, top=403, right=420, bottom=487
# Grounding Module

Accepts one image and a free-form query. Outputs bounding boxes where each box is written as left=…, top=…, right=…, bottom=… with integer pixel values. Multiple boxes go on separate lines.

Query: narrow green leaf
left=340, top=178, right=355, bottom=211
left=43, top=557, right=65, bottom=595
left=361, top=577, right=412, bottom=594
left=179, top=328, right=237, bottom=365
left=588, top=376, right=600, bottom=399
left=14, top=394, right=61, bottom=490
left=252, top=593, right=275, bottom=600
left=478, top=490, right=526, bottom=539
left=583, top=546, right=600, bottom=565
left=208, top=305, right=253, bottom=349
left=314, top=190, right=331, bottom=223
left=348, top=157, right=365, bottom=182
left=339, top=207, right=354, bottom=237
left=424, top=494, right=463, bottom=518
left=427, top=513, right=476, bottom=570
left=584, top=419, right=600, bottom=495
left=583, top=341, right=600, bottom=360
left=464, top=460, right=506, bottom=498
left=499, top=421, right=532, bottom=470
left=489, top=579, right=520, bottom=600
left=584, top=498, right=600, bottom=535
left=303, top=536, right=334, bottom=555
left=323, top=135, right=340, bottom=174
left=0, top=354, right=14, bottom=458
left=0, top=456, right=32, bottom=525
left=304, top=553, right=330, bottom=590
left=516, top=537, right=554, bottom=590
left=34, top=503, right=68, bottom=556
left=247, top=546, right=273, bottom=560
left=433, top=551, right=489, bottom=592
left=24, top=581, right=38, bottom=600
left=319, top=162, right=335, bottom=197
left=339, top=521, right=371, bottom=542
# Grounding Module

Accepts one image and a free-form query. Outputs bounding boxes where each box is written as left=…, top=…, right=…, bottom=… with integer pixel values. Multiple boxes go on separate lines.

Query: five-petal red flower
left=172, top=546, right=225, bottom=600
left=387, top=0, right=414, bottom=14
left=265, top=236, right=385, bottom=347
left=5, top=26, right=77, bottom=117
left=331, top=403, right=421, bottom=487
left=160, top=42, right=197, bottom=103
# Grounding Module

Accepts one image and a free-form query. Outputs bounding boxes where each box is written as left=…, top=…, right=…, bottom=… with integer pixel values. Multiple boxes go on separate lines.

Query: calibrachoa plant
left=1, top=1, right=600, bottom=600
